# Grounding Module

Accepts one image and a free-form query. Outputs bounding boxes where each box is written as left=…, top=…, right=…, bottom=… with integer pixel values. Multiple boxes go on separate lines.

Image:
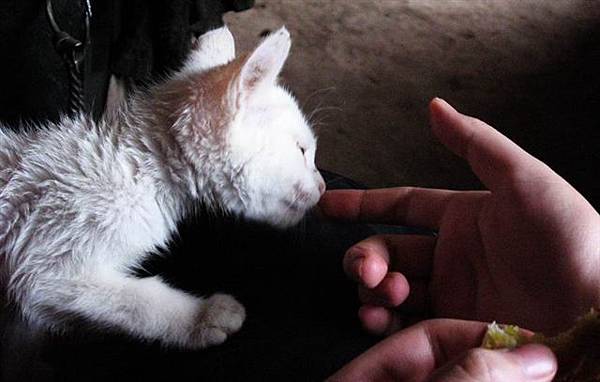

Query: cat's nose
left=313, top=169, right=326, bottom=196
left=317, top=178, right=326, bottom=196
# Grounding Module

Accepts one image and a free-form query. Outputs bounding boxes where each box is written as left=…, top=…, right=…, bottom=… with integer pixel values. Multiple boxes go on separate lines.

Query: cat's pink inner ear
left=239, top=27, right=291, bottom=94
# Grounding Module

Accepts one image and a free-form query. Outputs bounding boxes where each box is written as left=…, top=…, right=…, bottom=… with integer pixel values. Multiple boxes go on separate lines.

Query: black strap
left=45, top=0, right=91, bottom=116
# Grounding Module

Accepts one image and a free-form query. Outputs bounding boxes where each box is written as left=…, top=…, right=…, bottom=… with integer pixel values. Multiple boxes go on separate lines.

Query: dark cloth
left=110, top=0, right=254, bottom=84
left=0, top=0, right=253, bottom=124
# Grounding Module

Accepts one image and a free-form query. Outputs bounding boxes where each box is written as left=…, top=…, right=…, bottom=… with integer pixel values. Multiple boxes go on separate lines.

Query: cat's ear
left=238, top=27, right=291, bottom=95
left=183, top=26, right=236, bottom=73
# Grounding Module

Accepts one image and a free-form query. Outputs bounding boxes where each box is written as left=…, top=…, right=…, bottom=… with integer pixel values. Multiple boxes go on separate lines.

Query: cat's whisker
left=307, top=105, right=343, bottom=125
left=301, top=86, right=337, bottom=110
left=310, top=105, right=343, bottom=117
left=310, top=117, right=332, bottom=134
left=306, top=95, right=328, bottom=118
left=308, top=105, right=343, bottom=135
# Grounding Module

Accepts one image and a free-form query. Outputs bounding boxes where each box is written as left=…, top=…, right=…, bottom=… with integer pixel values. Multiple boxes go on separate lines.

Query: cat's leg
left=183, top=26, right=236, bottom=73
left=24, top=271, right=245, bottom=349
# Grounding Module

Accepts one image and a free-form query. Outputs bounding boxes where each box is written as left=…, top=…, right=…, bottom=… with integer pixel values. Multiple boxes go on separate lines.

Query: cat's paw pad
left=190, top=293, right=245, bottom=348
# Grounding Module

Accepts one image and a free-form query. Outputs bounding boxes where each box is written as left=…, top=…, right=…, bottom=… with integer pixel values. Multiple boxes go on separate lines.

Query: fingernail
left=345, top=249, right=364, bottom=280
left=352, top=255, right=365, bottom=283
left=431, top=97, right=458, bottom=115
left=511, top=344, right=556, bottom=379
left=429, top=98, right=445, bottom=127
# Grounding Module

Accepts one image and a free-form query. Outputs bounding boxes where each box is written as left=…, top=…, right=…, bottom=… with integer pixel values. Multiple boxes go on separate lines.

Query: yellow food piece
left=482, top=322, right=528, bottom=350
left=482, top=309, right=600, bottom=382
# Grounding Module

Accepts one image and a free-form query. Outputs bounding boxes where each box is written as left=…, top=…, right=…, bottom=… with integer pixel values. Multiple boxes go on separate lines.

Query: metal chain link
left=45, top=0, right=91, bottom=116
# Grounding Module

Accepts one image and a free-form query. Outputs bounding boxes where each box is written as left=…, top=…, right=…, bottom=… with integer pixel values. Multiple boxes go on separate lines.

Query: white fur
left=184, top=26, right=236, bottom=72
left=0, top=26, right=324, bottom=349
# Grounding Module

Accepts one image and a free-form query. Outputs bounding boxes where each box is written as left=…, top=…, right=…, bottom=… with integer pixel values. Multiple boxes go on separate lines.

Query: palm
left=432, top=181, right=600, bottom=332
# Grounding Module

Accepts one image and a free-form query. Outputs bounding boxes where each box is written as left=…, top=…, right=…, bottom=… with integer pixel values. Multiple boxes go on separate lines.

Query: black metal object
left=45, top=0, right=91, bottom=116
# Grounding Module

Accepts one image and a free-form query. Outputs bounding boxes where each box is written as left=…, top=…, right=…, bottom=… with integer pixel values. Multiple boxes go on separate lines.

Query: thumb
left=429, top=98, right=553, bottom=191
left=429, top=344, right=557, bottom=382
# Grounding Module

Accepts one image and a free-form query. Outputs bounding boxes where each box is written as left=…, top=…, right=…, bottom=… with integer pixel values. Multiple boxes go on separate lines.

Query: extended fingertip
left=428, top=98, right=476, bottom=160
left=429, top=97, right=455, bottom=131
left=317, top=190, right=361, bottom=220
left=430, top=97, right=453, bottom=110
left=316, top=190, right=333, bottom=209
left=429, top=97, right=446, bottom=112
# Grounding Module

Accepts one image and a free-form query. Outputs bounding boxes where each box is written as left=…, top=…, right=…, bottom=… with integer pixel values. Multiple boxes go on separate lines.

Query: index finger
left=319, top=187, right=474, bottom=229
left=430, top=98, right=558, bottom=191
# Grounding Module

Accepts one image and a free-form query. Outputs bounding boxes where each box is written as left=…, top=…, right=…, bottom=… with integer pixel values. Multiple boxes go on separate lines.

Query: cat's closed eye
left=297, top=142, right=306, bottom=155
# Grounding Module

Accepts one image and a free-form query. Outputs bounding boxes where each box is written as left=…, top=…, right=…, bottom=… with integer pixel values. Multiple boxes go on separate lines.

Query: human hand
left=319, top=98, right=600, bottom=335
left=328, top=319, right=557, bottom=382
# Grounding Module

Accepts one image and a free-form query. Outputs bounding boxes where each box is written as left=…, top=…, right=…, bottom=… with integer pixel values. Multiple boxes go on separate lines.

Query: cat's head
left=170, top=26, right=325, bottom=228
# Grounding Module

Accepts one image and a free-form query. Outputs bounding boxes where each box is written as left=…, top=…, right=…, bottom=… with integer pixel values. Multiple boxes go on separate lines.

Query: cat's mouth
left=280, top=198, right=311, bottom=214
left=264, top=199, right=314, bottom=228
left=284, top=201, right=304, bottom=212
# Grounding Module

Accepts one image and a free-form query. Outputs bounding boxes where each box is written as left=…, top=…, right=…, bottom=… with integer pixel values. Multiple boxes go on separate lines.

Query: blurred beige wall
left=226, top=1, right=600, bottom=204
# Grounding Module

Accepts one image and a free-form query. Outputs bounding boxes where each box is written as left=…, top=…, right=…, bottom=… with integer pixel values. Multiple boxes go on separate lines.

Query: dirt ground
left=226, top=0, right=600, bottom=205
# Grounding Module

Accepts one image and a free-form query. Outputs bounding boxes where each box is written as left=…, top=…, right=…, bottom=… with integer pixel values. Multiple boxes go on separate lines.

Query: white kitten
left=0, top=26, right=325, bottom=349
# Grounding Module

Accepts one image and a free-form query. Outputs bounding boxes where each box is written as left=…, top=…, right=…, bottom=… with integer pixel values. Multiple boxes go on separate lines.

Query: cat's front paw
left=189, top=293, right=246, bottom=349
